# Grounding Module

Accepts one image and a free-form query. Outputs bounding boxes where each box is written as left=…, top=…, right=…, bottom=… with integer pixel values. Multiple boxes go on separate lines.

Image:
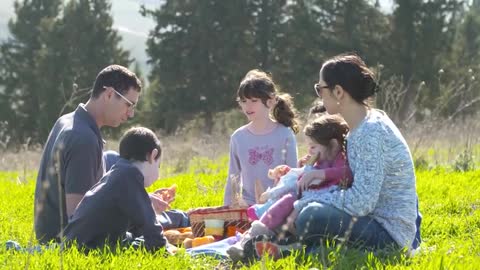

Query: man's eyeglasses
left=314, top=83, right=330, bottom=97
left=104, top=86, right=137, bottom=110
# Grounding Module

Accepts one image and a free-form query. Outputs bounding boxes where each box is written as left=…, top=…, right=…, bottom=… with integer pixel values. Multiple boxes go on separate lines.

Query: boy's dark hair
left=321, top=53, right=378, bottom=106
left=119, top=127, right=161, bottom=161
left=304, top=115, right=349, bottom=147
left=91, top=65, right=142, bottom=98
left=237, top=69, right=300, bottom=134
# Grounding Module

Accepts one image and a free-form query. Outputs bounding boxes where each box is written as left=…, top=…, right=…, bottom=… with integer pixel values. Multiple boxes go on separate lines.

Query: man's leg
left=295, top=202, right=397, bottom=249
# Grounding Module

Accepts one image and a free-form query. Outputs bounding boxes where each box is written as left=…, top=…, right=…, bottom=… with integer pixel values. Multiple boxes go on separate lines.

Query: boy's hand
left=149, top=194, right=170, bottom=214
left=165, top=243, right=178, bottom=255
left=153, top=185, right=176, bottom=204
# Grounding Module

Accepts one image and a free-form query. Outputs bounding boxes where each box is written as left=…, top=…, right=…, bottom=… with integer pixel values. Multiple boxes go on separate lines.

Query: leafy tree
left=440, top=1, right=480, bottom=117
left=271, top=0, right=390, bottom=107
left=387, top=0, right=464, bottom=123
left=143, top=0, right=393, bottom=129
left=261, top=0, right=333, bottom=107
left=143, top=0, right=255, bottom=133
left=0, top=0, right=61, bottom=144
left=450, top=1, right=480, bottom=66
left=43, top=0, right=131, bottom=140
left=0, top=0, right=131, bottom=143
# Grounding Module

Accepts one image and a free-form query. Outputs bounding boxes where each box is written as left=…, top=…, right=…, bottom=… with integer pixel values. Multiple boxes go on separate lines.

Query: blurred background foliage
left=0, top=0, right=479, bottom=146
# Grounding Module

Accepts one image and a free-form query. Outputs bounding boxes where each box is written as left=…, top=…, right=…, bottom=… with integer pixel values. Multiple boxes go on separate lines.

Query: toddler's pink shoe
left=247, top=205, right=259, bottom=220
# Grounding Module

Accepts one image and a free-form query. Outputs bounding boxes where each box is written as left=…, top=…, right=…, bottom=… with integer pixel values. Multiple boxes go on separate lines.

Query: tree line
left=1, top=0, right=479, bottom=145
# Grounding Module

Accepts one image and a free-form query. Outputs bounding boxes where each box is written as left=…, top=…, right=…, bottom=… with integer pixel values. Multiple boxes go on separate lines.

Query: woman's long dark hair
left=321, top=53, right=378, bottom=106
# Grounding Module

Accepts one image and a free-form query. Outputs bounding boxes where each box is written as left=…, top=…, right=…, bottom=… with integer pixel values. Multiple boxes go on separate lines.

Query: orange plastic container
left=226, top=225, right=237, bottom=237
left=191, top=235, right=215, bottom=247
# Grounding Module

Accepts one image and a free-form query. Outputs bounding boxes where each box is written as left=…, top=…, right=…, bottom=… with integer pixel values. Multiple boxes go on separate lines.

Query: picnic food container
left=163, top=227, right=194, bottom=245
left=204, top=219, right=225, bottom=239
left=188, top=206, right=251, bottom=238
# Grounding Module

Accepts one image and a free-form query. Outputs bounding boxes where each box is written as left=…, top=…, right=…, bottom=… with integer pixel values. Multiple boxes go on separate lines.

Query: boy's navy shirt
left=63, top=158, right=167, bottom=251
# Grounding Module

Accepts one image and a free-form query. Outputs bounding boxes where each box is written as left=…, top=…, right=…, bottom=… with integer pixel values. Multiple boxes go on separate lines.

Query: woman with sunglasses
left=293, top=54, right=419, bottom=252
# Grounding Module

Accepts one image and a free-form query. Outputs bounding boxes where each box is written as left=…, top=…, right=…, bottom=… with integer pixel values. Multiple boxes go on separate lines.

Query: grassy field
left=1, top=153, right=479, bottom=269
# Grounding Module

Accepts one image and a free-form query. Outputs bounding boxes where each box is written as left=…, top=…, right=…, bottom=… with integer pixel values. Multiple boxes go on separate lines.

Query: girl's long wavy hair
left=237, top=69, right=300, bottom=134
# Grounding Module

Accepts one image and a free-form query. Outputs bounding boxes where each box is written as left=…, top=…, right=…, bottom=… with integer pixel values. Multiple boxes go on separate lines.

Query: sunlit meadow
left=1, top=117, right=480, bottom=269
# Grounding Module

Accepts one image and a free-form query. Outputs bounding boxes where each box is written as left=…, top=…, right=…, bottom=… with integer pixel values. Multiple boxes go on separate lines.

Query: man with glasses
left=34, top=65, right=143, bottom=244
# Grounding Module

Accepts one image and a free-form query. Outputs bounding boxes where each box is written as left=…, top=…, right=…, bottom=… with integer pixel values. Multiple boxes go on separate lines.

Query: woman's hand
left=297, top=170, right=326, bottom=192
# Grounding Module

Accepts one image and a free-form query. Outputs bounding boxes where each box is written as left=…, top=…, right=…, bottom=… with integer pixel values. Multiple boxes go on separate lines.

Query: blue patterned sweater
left=315, top=109, right=417, bottom=248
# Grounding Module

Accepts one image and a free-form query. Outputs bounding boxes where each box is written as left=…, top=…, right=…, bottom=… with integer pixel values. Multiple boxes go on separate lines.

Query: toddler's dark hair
left=304, top=115, right=349, bottom=147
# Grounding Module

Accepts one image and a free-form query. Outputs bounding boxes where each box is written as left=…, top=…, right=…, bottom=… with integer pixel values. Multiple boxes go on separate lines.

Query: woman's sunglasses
left=314, top=83, right=330, bottom=97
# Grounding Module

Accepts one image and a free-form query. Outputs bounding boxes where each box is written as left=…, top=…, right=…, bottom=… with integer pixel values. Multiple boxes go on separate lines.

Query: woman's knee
left=295, top=203, right=328, bottom=233
left=295, top=202, right=349, bottom=236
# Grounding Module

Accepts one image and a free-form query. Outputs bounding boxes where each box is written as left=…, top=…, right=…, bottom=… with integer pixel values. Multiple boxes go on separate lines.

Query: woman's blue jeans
left=295, top=202, right=397, bottom=249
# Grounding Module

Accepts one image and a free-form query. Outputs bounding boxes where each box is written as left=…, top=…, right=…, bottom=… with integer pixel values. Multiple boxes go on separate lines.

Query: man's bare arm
left=65, top=193, right=84, bottom=218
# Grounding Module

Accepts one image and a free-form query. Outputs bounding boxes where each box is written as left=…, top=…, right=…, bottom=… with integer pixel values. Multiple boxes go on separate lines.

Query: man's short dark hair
left=91, top=65, right=142, bottom=98
left=119, top=127, right=161, bottom=161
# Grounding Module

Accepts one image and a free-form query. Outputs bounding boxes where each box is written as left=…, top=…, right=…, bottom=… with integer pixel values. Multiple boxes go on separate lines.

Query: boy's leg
left=295, top=202, right=397, bottom=249
left=156, top=210, right=190, bottom=229
left=259, top=193, right=296, bottom=229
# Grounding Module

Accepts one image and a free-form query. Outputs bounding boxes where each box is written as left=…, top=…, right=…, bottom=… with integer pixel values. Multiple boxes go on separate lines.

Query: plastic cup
left=204, top=219, right=224, bottom=239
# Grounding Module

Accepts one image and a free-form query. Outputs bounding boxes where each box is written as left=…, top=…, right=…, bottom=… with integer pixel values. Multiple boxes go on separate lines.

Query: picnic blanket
left=5, top=240, right=48, bottom=253
left=185, top=232, right=241, bottom=260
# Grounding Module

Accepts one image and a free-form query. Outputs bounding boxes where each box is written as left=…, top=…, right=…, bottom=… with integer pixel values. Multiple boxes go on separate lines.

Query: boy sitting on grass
left=63, top=127, right=174, bottom=253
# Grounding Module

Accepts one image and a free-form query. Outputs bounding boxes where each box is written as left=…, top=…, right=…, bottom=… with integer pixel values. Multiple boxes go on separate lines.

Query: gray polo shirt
left=34, top=104, right=105, bottom=244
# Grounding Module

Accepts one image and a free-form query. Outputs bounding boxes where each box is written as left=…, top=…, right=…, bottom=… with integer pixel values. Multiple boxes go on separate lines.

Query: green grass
left=1, top=158, right=480, bottom=269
